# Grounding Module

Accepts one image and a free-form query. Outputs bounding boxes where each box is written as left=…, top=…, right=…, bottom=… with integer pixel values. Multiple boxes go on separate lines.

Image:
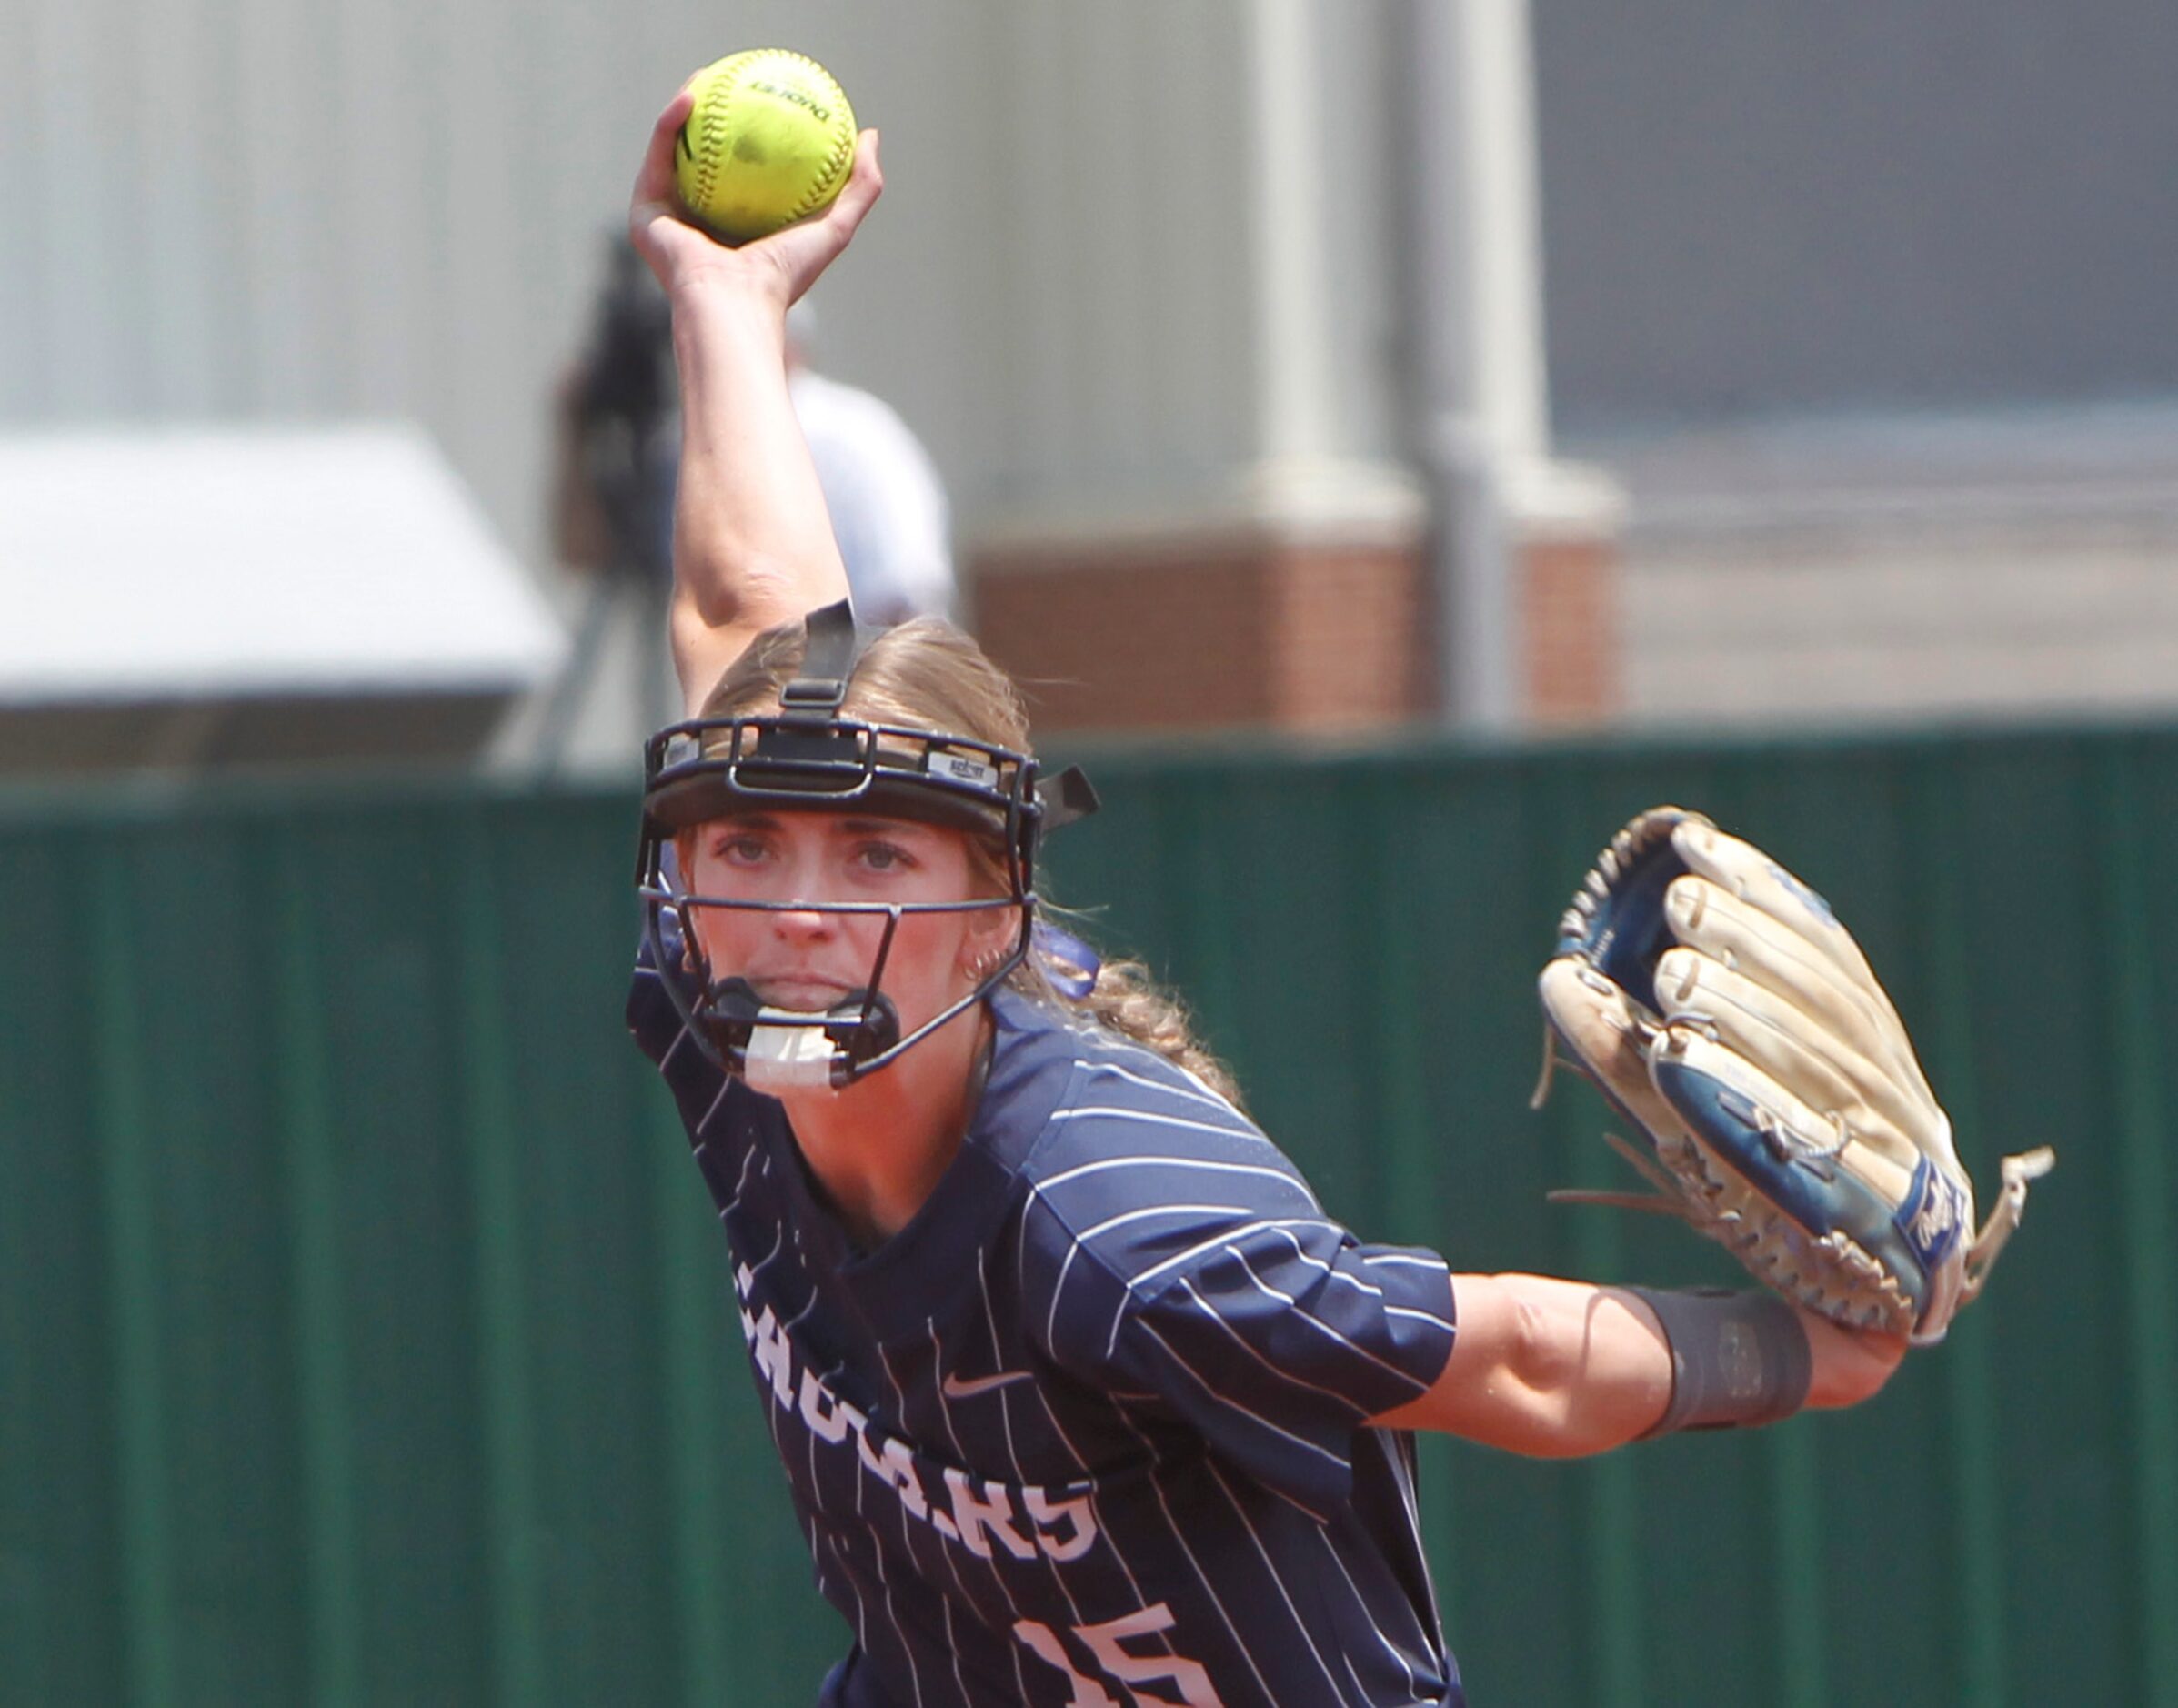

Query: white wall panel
left=1150, top=1, right=1261, bottom=485
left=0, top=5, right=40, bottom=412
left=975, top=0, right=1262, bottom=515
left=25, top=0, right=137, bottom=412
left=230, top=0, right=320, bottom=411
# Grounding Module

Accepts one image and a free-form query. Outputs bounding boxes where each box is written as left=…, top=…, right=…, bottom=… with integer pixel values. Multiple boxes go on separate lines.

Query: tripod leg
left=532, top=572, right=625, bottom=777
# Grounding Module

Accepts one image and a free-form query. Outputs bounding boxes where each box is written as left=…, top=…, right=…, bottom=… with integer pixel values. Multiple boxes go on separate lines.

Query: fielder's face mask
left=635, top=600, right=1099, bottom=1091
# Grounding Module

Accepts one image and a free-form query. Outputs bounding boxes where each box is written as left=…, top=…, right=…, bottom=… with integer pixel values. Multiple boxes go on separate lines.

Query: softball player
left=624, top=91, right=1902, bottom=1707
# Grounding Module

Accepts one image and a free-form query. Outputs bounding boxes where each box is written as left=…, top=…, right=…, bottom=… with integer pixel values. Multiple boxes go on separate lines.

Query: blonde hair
left=698, top=617, right=1242, bottom=1104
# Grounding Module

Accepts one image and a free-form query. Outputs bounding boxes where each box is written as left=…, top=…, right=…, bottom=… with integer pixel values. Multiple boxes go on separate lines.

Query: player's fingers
left=627, top=97, right=718, bottom=287
left=761, top=130, right=883, bottom=303
left=783, top=132, right=884, bottom=263
left=630, top=89, right=700, bottom=246
left=1799, top=1308, right=1906, bottom=1408
left=820, top=130, right=885, bottom=238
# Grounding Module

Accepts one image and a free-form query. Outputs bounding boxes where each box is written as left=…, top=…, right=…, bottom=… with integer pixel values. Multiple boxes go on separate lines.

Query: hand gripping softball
left=1534, top=807, right=2053, bottom=1344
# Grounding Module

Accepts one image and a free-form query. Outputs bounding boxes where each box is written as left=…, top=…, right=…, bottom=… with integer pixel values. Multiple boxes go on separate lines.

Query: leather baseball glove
left=1535, top=807, right=2053, bottom=1344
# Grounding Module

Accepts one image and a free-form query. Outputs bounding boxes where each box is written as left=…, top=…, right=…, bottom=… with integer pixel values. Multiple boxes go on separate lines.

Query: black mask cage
left=634, top=600, right=1098, bottom=1089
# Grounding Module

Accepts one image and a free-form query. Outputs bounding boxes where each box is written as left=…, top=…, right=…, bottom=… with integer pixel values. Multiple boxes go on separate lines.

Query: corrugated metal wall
left=5, top=724, right=2173, bottom=1704
left=1, top=0, right=1290, bottom=562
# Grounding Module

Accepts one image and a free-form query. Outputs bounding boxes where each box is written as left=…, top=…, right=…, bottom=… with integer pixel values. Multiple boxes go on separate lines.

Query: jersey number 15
left=1013, top=1603, right=1222, bottom=1707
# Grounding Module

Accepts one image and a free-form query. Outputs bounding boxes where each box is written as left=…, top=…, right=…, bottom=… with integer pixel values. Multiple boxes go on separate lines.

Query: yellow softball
left=674, top=50, right=857, bottom=244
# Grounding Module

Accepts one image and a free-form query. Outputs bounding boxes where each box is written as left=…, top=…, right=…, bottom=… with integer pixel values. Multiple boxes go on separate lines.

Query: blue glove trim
left=1555, top=809, right=1698, bottom=1016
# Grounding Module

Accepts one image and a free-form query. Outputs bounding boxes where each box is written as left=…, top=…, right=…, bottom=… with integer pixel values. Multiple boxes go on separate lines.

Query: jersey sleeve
left=627, top=937, right=683, bottom=1063
left=1035, top=1198, right=1457, bottom=1521
left=626, top=900, right=730, bottom=1139
left=626, top=901, right=691, bottom=1064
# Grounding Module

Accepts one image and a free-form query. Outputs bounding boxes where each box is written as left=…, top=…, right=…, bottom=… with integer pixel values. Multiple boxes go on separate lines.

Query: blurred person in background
left=547, top=246, right=956, bottom=720
left=786, top=298, right=957, bottom=627
left=545, top=234, right=683, bottom=752
left=545, top=242, right=954, bottom=763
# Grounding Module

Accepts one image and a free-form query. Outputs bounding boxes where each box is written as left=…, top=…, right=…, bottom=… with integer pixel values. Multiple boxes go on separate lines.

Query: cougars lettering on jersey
left=632, top=932, right=1464, bottom=1707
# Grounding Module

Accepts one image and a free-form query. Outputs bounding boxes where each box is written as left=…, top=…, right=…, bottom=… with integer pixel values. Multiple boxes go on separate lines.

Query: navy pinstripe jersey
left=630, top=957, right=1465, bottom=1707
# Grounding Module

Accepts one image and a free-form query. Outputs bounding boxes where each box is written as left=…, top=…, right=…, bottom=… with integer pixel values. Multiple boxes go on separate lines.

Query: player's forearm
left=1377, top=1273, right=1866, bottom=1452
left=1372, top=1273, right=1674, bottom=1456
left=667, top=287, right=849, bottom=688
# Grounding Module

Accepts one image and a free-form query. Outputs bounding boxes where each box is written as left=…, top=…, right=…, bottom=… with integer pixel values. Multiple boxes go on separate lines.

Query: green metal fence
left=4, top=723, right=2172, bottom=1705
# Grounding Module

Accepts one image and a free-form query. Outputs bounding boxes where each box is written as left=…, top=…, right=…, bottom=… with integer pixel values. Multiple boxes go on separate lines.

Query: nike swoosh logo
left=941, top=1370, right=1035, bottom=1400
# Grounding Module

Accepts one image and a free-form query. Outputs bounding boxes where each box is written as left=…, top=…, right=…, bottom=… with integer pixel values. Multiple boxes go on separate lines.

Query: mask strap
left=1036, top=765, right=1100, bottom=832
left=778, top=598, right=868, bottom=726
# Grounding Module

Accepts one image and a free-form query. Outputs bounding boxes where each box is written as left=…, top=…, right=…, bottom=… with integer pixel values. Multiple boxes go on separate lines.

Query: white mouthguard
left=743, top=1011, right=840, bottom=1092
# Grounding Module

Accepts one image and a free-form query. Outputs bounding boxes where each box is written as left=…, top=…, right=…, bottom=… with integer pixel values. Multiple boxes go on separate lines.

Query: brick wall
left=969, top=523, right=1618, bottom=736
left=1521, top=531, right=1620, bottom=727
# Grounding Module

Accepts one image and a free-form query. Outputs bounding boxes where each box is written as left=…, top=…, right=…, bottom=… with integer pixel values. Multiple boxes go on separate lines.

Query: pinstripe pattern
left=632, top=952, right=1463, bottom=1706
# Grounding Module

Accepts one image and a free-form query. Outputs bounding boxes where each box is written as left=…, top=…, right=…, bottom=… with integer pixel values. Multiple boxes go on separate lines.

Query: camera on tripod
left=565, top=236, right=678, bottom=590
